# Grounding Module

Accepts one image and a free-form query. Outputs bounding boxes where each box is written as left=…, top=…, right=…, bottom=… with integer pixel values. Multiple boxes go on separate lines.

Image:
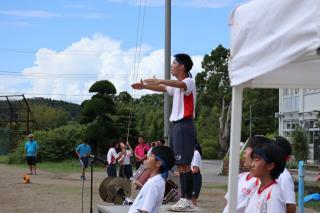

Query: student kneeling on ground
left=128, top=146, right=175, bottom=213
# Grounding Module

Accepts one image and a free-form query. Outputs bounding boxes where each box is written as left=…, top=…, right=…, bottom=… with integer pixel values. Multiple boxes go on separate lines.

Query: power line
left=0, top=70, right=164, bottom=80
left=0, top=47, right=207, bottom=56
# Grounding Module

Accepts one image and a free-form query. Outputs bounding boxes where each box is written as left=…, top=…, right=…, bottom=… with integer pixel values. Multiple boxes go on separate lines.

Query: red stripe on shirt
left=183, top=92, right=194, bottom=119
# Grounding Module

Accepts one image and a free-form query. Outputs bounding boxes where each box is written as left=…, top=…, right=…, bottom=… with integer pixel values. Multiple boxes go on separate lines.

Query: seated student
left=273, top=136, right=296, bottom=213
left=128, top=146, right=175, bottom=213
left=244, top=142, right=286, bottom=213
left=191, top=143, right=202, bottom=207
left=223, top=136, right=270, bottom=213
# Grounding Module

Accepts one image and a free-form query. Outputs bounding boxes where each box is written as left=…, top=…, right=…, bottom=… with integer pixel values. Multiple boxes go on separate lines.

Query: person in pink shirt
left=134, top=136, right=150, bottom=170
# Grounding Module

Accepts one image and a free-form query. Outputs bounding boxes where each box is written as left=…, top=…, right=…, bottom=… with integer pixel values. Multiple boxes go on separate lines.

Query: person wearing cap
left=131, top=53, right=197, bottom=211
left=24, top=134, right=38, bottom=175
left=75, top=139, right=91, bottom=180
left=128, top=146, right=175, bottom=213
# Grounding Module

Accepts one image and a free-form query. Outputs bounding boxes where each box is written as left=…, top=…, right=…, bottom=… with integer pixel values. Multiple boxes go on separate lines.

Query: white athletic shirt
left=107, top=148, right=118, bottom=164
left=128, top=174, right=165, bottom=213
left=191, top=150, right=202, bottom=171
left=118, top=150, right=132, bottom=165
left=223, top=172, right=259, bottom=213
left=244, top=182, right=286, bottom=213
left=166, top=78, right=196, bottom=122
left=277, top=168, right=296, bottom=205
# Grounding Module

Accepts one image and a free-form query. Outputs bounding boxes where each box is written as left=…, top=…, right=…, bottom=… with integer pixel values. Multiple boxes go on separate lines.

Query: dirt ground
left=0, top=164, right=226, bottom=213
left=0, top=164, right=317, bottom=213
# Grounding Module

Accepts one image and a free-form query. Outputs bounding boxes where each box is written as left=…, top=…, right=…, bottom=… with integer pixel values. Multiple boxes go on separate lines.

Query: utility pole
left=164, top=0, right=171, bottom=145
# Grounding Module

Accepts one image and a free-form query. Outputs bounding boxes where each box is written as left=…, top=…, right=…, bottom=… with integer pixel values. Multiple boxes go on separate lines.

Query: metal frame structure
left=0, top=94, right=37, bottom=150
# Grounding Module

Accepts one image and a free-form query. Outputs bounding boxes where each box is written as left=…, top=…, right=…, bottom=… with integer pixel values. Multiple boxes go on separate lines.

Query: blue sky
left=0, top=0, right=245, bottom=103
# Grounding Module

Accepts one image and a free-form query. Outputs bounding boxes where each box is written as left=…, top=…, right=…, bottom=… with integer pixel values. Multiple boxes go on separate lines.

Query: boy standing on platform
left=132, top=53, right=197, bottom=211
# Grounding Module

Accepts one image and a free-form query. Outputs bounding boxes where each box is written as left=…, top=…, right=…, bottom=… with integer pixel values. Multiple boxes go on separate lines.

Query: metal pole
left=227, top=86, right=243, bottom=213
left=90, top=159, right=93, bottom=213
left=298, top=160, right=304, bottom=213
left=164, top=0, right=171, bottom=145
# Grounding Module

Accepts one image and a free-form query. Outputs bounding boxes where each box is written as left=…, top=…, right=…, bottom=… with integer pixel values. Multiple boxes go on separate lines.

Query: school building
left=278, top=88, right=320, bottom=161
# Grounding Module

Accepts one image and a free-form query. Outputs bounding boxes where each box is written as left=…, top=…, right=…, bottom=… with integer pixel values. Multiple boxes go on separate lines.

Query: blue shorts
left=170, top=118, right=196, bottom=165
left=26, top=156, right=36, bottom=165
left=79, top=156, right=89, bottom=168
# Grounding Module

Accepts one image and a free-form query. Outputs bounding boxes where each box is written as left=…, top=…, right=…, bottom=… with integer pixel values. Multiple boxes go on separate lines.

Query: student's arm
left=75, top=145, right=80, bottom=157
left=143, top=78, right=187, bottom=90
left=286, top=204, right=296, bottom=213
left=131, top=79, right=166, bottom=92
left=192, top=166, right=200, bottom=174
left=126, top=141, right=133, bottom=153
left=118, top=151, right=125, bottom=164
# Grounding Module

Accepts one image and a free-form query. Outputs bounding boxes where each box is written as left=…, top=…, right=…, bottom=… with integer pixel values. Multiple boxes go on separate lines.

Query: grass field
left=0, top=155, right=106, bottom=173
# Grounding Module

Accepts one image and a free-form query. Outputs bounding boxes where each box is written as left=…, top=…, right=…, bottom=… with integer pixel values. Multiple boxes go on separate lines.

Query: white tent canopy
left=227, top=0, right=320, bottom=212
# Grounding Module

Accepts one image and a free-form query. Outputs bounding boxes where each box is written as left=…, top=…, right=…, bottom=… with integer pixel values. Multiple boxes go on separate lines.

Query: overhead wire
left=126, top=0, right=147, bottom=143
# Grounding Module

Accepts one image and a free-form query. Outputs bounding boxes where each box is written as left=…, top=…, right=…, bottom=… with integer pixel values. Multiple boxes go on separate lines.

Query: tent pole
left=227, top=86, right=243, bottom=213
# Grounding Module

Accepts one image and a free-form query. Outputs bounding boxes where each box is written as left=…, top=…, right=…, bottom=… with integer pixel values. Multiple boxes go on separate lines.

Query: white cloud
left=6, top=34, right=203, bottom=103
left=109, top=0, right=245, bottom=8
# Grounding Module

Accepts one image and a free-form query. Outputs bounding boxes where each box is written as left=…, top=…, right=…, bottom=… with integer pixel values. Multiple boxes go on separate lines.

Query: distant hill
left=27, top=97, right=82, bottom=121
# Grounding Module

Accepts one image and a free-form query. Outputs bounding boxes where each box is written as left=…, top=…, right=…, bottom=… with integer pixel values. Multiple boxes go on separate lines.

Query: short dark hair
left=159, top=137, right=166, bottom=145
left=151, top=146, right=175, bottom=173
left=251, top=143, right=286, bottom=180
left=195, top=141, right=202, bottom=156
left=174, top=53, right=193, bottom=73
left=273, top=136, right=292, bottom=156
left=110, top=140, right=118, bottom=147
left=246, top=135, right=271, bottom=149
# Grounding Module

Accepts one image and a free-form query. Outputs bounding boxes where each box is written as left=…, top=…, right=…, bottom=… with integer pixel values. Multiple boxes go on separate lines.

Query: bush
left=292, top=127, right=309, bottom=161
left=8, top=123, right=87, bottom=163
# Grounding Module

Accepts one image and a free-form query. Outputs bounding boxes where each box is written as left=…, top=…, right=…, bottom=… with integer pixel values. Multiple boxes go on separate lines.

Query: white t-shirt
left=277, top=168, right=296, bottom=205
left=107, top=148, right=118, bottom=164
left=223, top=172, right=259, bottom=213
left=118, top=150, right=132, bottom=165
left=191, top=150, right=202, bottom=171
left=128, top=174, right=165, bottom=213
left=166, top=78, right=196, bottom=122
left=244, top=182, right=286, bottom=213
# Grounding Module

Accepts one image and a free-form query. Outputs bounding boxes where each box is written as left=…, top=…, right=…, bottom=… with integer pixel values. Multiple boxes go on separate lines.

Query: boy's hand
left=143, top=78, right=161, bottom=85
left=131, top=79, right=144, bottom=89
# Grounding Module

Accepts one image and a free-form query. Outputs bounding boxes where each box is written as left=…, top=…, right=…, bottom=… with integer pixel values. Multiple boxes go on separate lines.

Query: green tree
left=80, top=80, right=118, bottom=154
left=30, top=105, right=69, bottom=130
left=195, top=45, right=231, bottom=155
left=195, top=45, right=279, bottom=157
left=134, top=94, right=164, bottom=142
left=241, top=88, right=278, bottom=140
left=113, top=91, right=139, bottom=144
